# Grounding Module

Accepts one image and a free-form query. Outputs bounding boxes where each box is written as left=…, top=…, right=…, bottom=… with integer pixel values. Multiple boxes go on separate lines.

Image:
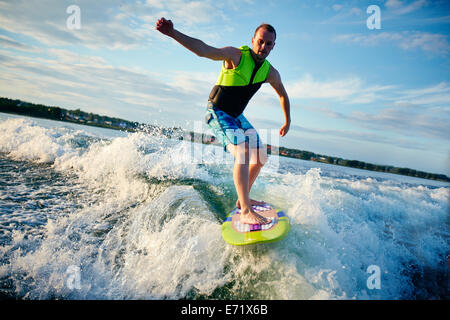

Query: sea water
left=0, top=113, right=448, bottom=300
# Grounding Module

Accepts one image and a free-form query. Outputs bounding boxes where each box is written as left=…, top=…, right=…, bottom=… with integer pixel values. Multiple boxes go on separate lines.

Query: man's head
left=251, top=23, right=276, bottom=60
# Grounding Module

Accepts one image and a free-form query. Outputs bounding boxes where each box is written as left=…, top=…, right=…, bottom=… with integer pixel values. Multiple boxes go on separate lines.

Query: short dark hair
left=254, top=23, right=276, bottom=40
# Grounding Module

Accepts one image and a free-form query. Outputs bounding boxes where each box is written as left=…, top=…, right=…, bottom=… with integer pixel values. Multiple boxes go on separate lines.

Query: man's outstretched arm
left=155, top=17, right=240, bottom=64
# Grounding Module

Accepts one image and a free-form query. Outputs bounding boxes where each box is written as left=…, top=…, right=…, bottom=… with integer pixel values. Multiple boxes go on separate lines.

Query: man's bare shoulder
left=203, top=45, right=239, bottom=61
left=221, top=46, right=241, bottom=56
left=219, top=46, right=242, bottom=68
left=266, top=65, right=281, bottom=84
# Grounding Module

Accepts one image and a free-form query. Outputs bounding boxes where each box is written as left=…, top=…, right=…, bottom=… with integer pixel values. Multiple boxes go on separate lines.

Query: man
left=156, top=17, right=291, bottom=225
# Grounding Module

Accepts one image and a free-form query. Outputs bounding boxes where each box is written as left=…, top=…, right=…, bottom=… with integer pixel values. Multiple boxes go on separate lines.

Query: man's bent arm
left=267, top=66, right=291, bottom=137
left=155, top=17, right=240, bottom=63
left=278, top=95, right=291, bottom=137
left=280, top=95, right=291, bottom=124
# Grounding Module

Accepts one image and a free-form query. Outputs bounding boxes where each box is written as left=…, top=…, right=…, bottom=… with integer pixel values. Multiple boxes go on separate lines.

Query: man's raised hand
left=155, top=17, right=174, bottom=37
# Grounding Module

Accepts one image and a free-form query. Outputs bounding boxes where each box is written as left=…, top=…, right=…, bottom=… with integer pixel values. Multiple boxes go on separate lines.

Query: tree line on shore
left=276, top=146, right=449, bottom=182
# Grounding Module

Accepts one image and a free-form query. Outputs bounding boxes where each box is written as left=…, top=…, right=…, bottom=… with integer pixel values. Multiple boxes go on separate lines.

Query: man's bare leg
left=235, top=163, right=265, bottom=208
left=235, top=147, right=268, bottom=209
left=227, top=143, right=269, bottom=225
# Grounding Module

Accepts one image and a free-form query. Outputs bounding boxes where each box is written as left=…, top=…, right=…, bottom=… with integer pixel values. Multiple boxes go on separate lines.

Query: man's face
left=251, top=29, right=275, bottom=60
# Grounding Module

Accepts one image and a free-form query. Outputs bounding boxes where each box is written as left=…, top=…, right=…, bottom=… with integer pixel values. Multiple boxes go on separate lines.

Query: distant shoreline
left=1, top=96, right=449, bottom=183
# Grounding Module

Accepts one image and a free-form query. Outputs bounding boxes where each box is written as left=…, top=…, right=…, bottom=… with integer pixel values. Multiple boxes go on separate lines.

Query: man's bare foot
left=236, top=199, right=266, bottom=209
left=239, top=208, right=270, bottom=225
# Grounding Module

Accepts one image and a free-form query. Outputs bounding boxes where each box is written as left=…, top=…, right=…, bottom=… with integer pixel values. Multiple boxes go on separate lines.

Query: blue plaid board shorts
left=205, top=101, right=263, bottom=152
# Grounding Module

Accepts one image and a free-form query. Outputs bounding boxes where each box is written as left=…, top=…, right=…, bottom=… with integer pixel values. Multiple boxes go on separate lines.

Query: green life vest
left=208, top=45, right=271, bottom=118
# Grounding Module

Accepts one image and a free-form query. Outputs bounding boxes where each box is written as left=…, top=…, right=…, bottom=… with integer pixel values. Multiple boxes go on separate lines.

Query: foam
left=0, top=118, right=76, bottom=163
left=0, top=115, right=448, bottom=299
left=109, top=186, right=229, bottom=298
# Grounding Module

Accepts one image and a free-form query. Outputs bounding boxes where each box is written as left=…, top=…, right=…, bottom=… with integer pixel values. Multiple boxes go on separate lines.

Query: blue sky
left=0, top=0, right=449, bottom=175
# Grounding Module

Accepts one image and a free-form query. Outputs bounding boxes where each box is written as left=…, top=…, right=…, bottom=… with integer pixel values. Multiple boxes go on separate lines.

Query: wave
left=0, top=116, right=448, bottom=299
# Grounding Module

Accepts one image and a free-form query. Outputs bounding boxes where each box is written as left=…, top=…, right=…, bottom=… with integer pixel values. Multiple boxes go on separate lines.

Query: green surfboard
left=222, top=203, right=290, bottom=246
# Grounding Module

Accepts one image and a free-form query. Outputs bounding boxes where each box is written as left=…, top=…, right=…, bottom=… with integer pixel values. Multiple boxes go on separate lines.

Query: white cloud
left=169, top=71, right=217, bottom=96
left=306, top=102, right=449, bottom=144
left=349, top=7, right=363, bottom=16
left=396, top=82, right=450, bottom=106
left=333, top=31, right=449, bottom=55
left=168, top=1, right=218, bottom=25
left=319, top=5, right=364, bottom=25
left=0, top=0, right=150, bottom=49
left=291, top=74, right=449, bottom=115
left=285, top=74, right=394, bottom=104
left=0, top=0, right=231, bottom=50
left=46, top=49, right=107, bottom=66
left=386, top=0, right=428, bottom=15
left=287, top=74, right=361, bottom=99
left=296, top=77, right=450, bottom=142
left=398, top=32, right=450, bottom=55
left=347, top=102, right=450, bottom=141
left=145, top=0, right=165, bottom=10
left=254, top=115, right=432, bottom=152
left=333, top=32, right=402, bottom=46
left=0, top=47, right=214, bottom=123
left=385, top=0, right=404, bottom=9
left=0, top=35, right=41, bottom=52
